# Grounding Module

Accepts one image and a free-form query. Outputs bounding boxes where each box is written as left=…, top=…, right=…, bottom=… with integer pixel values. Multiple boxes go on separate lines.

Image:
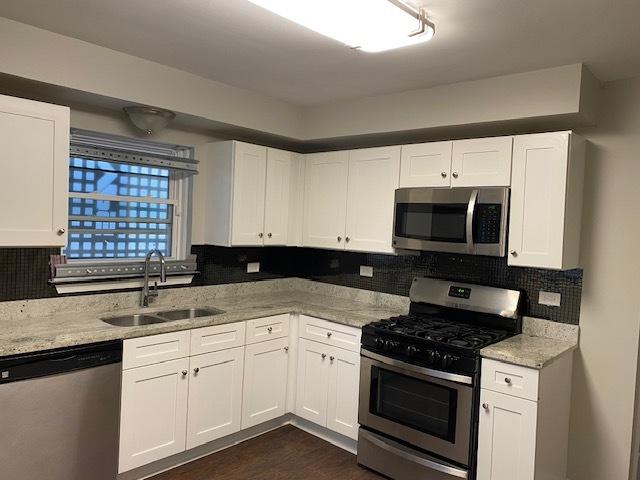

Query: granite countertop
left=0, top=289, right=406, bottom=357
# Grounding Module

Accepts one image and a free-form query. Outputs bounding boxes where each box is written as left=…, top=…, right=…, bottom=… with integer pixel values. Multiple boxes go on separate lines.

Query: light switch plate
left=247, top=262, right=260, bottom=273
left=539, top=291, right=561, bottom=307
left=360, top=266, right=374, bottom=278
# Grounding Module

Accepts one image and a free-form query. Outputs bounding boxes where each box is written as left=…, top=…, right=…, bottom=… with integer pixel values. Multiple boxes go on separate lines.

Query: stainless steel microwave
left=392, top=187, right=509, bottom=256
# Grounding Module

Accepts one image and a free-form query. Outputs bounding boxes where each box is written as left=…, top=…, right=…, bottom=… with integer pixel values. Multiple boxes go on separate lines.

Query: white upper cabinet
left=451, top=136, right=513, bottom=187
left=345, top=146, right=400, bottom=253
left=508, top=132, right=585, bottom=269
left=264, top=148, right=292, bottom=245
left=399, top=141, right=453, bottom=188
left=0, top=94, right=70, bottom=247
left=302, top=151, right=349, bottom=249
left=203, top=141, right=293, bottom=246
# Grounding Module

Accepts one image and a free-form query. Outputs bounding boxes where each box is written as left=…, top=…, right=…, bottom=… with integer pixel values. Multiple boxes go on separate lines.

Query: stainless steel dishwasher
left=0, top=340, right=122, bottom=480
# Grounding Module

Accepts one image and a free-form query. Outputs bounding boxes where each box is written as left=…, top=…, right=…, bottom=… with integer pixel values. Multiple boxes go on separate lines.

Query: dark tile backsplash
left=0, top=245, right=582, bottom=324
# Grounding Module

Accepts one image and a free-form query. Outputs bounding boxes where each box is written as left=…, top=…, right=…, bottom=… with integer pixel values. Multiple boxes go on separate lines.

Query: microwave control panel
left=474, top=204, right=502, bottom=244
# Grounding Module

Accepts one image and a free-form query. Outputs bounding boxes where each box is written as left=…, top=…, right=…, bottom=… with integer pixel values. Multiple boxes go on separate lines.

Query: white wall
left=570, top=76, right=640, bottom=480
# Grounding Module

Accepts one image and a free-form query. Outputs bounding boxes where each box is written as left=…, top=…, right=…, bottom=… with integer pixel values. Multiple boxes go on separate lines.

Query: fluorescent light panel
left=247, top=0, right=434, bottom=52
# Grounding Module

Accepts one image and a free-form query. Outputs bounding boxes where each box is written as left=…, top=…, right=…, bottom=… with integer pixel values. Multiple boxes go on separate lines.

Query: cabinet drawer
left=245, top=314, right=290, bottom=344
left=481, top=359, right=539, bottom=401
left=299, top=315, right=361, bottom=352
left=191, top=322, right=246, bottom=355
left=123, top=331, right=190, bottom=370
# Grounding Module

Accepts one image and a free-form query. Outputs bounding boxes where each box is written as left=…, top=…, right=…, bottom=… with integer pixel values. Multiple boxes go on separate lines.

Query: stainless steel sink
left=155, top=307, right=225, bottom=321
left=101, top=314, right=165, bottom=327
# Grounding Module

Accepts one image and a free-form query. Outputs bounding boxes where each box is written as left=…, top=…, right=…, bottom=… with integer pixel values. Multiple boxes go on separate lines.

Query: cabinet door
left=477, top=389, right=537, bottom=480
left=451, top=137, right=513, bottom=187
left=231, top=142, right=267, bottom=245
left=399, top=141, right=453, bottom=188
left=0, top=94, right=69, bottom=247
left=119, top=358, right=189, bottom=473
left=242, top=337, right=289, bottom=429
left=264, top=148, right=291, bottom=245
left=296, top=338, right=331, bottom=426
left=186, top=347, right=244, bottom=449
left=508, top=133, right=570, bottom=269
left=302, top=151, right=349, bottom=249
left=326, top=346, right=360, bottom=440
left=345, top=146, right=400, bottom=253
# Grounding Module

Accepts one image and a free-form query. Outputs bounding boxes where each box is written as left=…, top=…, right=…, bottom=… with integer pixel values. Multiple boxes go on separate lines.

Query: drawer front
left=481, top=358, right=539, bottom=401
left=123, top=331, right=190, bottom=369
left=299, top=315, right=361, bottom=352
left=191, top=322, right=246, bottom=355
left=246, top=314, right=290, bottom=344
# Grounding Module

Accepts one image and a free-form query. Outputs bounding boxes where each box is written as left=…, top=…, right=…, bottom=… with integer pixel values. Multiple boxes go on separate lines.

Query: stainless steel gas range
left=357, top=277, right=522, bottom=480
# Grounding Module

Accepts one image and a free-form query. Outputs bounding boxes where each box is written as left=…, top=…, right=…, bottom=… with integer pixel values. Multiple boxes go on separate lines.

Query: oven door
left=359, top=349, right=473, bottom=466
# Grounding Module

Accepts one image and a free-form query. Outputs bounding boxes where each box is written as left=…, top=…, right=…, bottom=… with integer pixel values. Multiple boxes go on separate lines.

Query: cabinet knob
left=337, top=236, right=342, bottom=242
left=258, top=233, right=264, bottom=238
left=345, top=237, right=350, bottom=243
left=330, top=356, right=335, bottom=362
left=326, top=332, right=332, bottom=338
left=452, top=172, right=459, bottom=179
left=181, top=370, right=188, bottom=376
left=267, top=233, right=272, bottom=238
left=441, top=172, right=447, bottom=178
left=321, top=353, right=327, bottom=359
left=57, top=228, right=66, bottom=235
left=193, top=367, right=200, bottom=374
left=284, top=346, right=289, bottom=352
left=510, top=250, right=518, bottom=257
left=267, top=326, right=273, bottom=333
left=504, top=377, right=512, bottom=385
left=482, top=403, right=489, bottom=410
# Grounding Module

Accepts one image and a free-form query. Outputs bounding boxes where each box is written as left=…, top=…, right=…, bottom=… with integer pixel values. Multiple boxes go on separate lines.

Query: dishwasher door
left=0, top=341, right=122, bottom=480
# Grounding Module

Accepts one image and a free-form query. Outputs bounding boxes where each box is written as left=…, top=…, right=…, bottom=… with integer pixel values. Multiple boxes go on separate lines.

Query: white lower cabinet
left=119, top=358, right=189, bottom=473
left=296, top=337, right=360, bottom=440
left=242, top=337, right=289, bottom=429
left=186, top=347, right=245, bottom=449
left=477, top=389, right=537, bottom=480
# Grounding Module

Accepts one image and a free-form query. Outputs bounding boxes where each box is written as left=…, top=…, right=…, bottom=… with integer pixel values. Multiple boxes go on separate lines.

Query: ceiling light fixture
left=247, top=0, right=435, bottom=53
left=123, top=106, right=176, bottom=136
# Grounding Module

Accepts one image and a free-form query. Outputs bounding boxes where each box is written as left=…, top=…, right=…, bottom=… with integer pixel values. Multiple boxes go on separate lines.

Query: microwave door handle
left=466, top=190, right=478, bottom=254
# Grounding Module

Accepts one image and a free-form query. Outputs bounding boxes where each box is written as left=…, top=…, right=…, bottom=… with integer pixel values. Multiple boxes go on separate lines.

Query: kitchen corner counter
left=0, top=281, right=408, bottom=357
left=480, top=317, right=579, bottom=369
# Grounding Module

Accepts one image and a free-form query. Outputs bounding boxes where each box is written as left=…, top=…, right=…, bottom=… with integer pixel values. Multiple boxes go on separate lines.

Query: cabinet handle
left=193, top=367, right=200, bottom=374
left=284, top=346, right=289, bottom=352
left=57, top=228, right=66, bottom=235
left=504, top=377, right=512, bottom=385
left=267, top=326, right=273, bottom=333
left=441, top=172, right=447, bottom=178
left=345, top=237, right=350, bottom=243
left=337, top=236, right=342, bottom=242
left=330, top=356, right=335, bottom=362
left=452, top=172, right=459, bottom=179
left=482, top=403, right=489, bottom=410
left=326, top=332, right=332, bottom=338
left=510, top=250, right=518, bottom=257
left=181, top=370, right=188, bottom=376
left=321, top=353, right=327, bottom=359
left=258, top=233, right=264, bottom=238
left=267, top=233, right=272, bottom=238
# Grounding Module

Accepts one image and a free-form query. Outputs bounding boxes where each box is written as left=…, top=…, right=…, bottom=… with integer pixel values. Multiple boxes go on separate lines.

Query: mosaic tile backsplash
left=0, top=245, right=582, bottom=324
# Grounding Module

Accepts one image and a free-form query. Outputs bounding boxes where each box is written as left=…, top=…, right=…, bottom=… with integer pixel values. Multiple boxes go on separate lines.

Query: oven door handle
left=466, top=189, right=479, bottom=254
left=361, top=349, right=473, bottom=385
left=360, top=429, right=469, bottom=479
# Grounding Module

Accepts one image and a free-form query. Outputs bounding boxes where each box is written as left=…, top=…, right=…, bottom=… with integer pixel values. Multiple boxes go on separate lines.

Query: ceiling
left=0, top=0, right=639, bottom=106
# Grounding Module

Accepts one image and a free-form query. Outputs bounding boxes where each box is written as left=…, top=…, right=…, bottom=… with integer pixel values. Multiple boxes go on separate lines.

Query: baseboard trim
left=118, top=414, right=358, bottom=480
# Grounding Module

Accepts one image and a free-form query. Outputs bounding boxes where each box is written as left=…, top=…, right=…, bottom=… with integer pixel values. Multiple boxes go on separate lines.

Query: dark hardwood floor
left=149, top=425, right=384, bottom=480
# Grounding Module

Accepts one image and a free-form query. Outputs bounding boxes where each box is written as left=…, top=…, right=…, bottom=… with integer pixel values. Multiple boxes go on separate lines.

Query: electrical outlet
left=360, top=266, right=374, bottom=278
left=247, top=262, right=260, bottom=273
left=539, top=291, right=561, bottom=307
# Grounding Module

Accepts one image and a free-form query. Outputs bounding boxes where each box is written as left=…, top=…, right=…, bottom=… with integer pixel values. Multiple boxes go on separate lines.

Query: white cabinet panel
left=298, top=315, right=361, bottom=352
left=326, top=346, right=360, bottom=440
left=190, top=322, right=245, bottom=356
left=345, top=146, right=400, bottom=253
left=302, top=151, right=349, bottom=249
left=231, top=142, right=267, bottom=245
left=123, top=331, right=190, bottom=370
left=119, top=358, right=189, bottom=473
left=264, top=148, right=291, bottom=245
left=242, top=337, right=289, bottom=429
left=0, top=94, right=70, bottom=247
left=508, top=132, right=584, bottom=269
left=477, top=389, right=537, bottom=480
left=399, top=141, right=453, bottom=188
left=296, top=338, right=331, bottom=425
left=481, top=358, right=539, bottom=401
left=186, top=347, right=244, bottom=449
left=245, top=314, right=290, bottom=344
left=451, top=137, right=513, bottom=187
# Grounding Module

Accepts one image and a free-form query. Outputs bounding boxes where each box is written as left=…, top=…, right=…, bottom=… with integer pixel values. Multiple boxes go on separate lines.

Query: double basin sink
left=102, top=307, right=224, bottom=327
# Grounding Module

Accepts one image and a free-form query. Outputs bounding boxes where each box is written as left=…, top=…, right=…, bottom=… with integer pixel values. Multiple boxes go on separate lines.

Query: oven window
left=394, top=203, right=467, bottom=243
left=370, top=366, right=458, bottom=442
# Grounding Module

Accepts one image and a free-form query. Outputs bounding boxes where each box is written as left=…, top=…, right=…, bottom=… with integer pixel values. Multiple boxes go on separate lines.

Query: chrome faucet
left=141, top=249, right=167, bottom=307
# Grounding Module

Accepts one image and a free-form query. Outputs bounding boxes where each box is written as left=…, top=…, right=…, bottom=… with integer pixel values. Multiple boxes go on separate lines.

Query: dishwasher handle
left=0, top=340, right=122, bottom=384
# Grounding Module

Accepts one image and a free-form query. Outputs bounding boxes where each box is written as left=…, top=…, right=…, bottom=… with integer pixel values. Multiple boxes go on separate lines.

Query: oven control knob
left=426, top=350, right=436, bottom=364
left=406, top=345, right=419, bottom=357
left=432, top=351, right=442, bottom=364
left=442, top=354, right=453, bottom=368
left=374, top=338, right=386, bottom=350
left=384, top=340, right=399, bottom=352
